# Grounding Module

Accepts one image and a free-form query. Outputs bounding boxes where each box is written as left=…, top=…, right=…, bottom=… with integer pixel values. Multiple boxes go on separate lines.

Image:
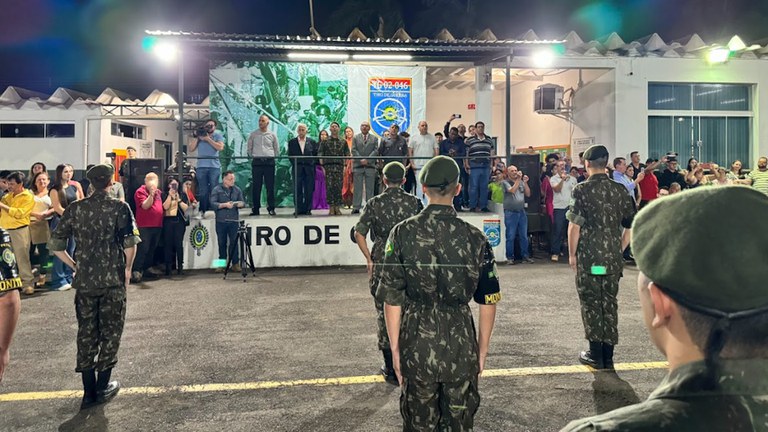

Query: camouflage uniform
left=561, top=358, right=768, bottom=431
left=566, top=174, right=635, bottom=345
left=49, top=190, right=141, bottom=372
left=354, top=186, right=423, bottom=350
left=377, top=205, right=501, bottom=431
left=319, top=137, right=350, bottom=207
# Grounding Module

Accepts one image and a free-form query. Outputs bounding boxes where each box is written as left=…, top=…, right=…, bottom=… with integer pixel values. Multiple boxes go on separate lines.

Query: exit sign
left=467, top=103, right=476, bottom=110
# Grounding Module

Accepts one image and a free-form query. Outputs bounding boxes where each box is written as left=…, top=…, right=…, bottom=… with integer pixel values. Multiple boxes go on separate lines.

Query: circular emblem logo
left=189, top=223, right=209, bottom=256
left=2, top=248, right=16, bottom=267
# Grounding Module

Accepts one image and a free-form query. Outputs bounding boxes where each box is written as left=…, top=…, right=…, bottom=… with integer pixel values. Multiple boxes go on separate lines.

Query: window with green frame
left=648, top=83, right=752, bottom=168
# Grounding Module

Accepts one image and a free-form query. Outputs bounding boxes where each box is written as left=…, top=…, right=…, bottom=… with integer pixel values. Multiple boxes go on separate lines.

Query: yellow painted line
left=0, top=361, right=667, bottom=403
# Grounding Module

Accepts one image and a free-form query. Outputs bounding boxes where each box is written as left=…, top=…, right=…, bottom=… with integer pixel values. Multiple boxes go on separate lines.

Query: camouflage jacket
left=48, top=191, right=141, bottom=292
left=354, top=186, right=423, bottom=263
left=566, top=174, right=635, bottom=275
left=376, top=204, right=501, bottom=382
left=562, top=358, right=768, bottom=431
left=318, top=137, right=350, bottom=166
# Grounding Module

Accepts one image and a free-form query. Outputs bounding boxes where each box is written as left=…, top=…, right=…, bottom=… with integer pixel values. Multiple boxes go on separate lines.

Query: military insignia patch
left=189, top=223, right=210, bottom=256
left=483, top=219, right=501, bottom=247
left=385, top=240, right=394, bottom=257
left=2, top=247, right=15, bottom=267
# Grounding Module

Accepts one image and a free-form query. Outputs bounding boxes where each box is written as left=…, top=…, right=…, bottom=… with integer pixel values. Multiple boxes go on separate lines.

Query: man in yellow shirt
left=0, top=172, right=35, bottom=295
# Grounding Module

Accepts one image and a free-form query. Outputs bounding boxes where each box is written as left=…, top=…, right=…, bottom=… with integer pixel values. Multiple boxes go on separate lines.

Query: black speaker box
left=122, top=159, right=164, bottom=213
left=508, top=154, right=541, bottom=213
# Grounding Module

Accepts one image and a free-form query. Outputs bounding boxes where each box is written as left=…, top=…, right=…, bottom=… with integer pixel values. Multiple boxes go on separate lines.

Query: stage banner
left=208, top=62, right=426, bottom=208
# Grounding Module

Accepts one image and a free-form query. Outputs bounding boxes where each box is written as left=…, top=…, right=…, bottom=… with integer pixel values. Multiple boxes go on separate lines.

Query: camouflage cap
left=86, top=164, right=114, bottom=189
left=583, top=145, right=609, bottom=161
left=633, top=186, right=768, bottom=314
left=383, top=161, right=406, bottom=182
left=419, top=155, right=460, bottom=188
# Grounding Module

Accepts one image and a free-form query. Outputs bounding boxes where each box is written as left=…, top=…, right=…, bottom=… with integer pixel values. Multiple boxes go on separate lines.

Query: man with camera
left=189, top=119, right=224, bottom=217
left=500, top=165, right=532, bottom=264
left=132, top=173, right=163, bottom=282
left=210, top=171, right=245, bottom=273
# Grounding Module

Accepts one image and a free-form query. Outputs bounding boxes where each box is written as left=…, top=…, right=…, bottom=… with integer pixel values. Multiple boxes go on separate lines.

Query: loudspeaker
left=534, top=84, right=564, bottom=113
left=509, top=153, right=541, bottom=213
left=122, top=159, right=164, bottom=213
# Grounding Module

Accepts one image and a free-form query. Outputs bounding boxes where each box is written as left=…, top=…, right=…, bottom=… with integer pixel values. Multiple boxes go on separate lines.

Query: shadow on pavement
left=591, top=371, right=641, bottom=415
left=59, top=405, right=110, bottom=432
left=291, top=383, right=399, bottom=432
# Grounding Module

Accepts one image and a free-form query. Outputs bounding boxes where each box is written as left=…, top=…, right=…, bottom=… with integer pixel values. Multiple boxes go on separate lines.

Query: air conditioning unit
left=534, top=84, right=564, bottom=114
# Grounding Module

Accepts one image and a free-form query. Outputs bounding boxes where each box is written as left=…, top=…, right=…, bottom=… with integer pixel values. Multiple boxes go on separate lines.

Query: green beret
left=86, top=164, right=114, bottom=189
left=633, top=187, right=768, bottom=314
left=419, top=156, right=459, bottom=188
left=583, top=145, right=609, bottom=161
left=383, top=161, right=406, bottom=182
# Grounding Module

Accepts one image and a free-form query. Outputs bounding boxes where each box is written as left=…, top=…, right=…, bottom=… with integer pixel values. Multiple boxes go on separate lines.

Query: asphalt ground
left=1, top=261, right=668, bottom=432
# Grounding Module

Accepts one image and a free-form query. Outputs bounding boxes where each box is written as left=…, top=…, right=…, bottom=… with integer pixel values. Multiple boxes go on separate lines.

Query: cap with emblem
left=86, top=164, right=114, bottom=190
left=419, top=155, right=460, bottom=188
left=633, top=186, right=768, bottom=316
left=582, top=145, right=609, bottom=161
left=382, top=161, right=406, bottom=182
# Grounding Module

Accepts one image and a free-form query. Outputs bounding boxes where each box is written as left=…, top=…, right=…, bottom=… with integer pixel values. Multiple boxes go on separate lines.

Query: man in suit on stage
left=351, top=121, right=380, bottom=214
left=287, top=123, right=318, bottom=215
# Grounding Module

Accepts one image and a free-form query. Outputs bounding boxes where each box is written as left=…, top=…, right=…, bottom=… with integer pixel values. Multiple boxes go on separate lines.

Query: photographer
left=210, top=171, right=245, bottom=273
left=132, top=172, right=163, bottom=282
left=162, top=178, right=189, bottom=276
left=500, top=165, right=532, bottom=264
left=188, top=119, right=224, bottom=216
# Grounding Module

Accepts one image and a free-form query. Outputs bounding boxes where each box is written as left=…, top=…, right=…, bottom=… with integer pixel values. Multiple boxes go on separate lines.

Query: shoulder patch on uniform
left=484, top=292, right=501, bottom=304
left=385, top=240, right=394, bottom=257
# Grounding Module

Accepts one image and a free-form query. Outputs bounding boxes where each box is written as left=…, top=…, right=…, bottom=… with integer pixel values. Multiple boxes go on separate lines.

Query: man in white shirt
left=247, top=115, right=280, bottom=216
left=408, top=121, right=438, bottom=205
left=549, top=160, right=577, bottom=262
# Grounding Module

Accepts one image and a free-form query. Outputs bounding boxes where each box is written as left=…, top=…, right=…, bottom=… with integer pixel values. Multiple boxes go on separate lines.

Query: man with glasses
left=189, top=119, right=224, bottom=217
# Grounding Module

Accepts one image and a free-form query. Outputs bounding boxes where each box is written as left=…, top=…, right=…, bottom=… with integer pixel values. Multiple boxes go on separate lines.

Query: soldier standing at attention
left=49, top=164, right=141, bottom=410
left=567, top=145, right=636, bottom=369
left=563, top=186, right=768, bottom=431
left=377, top=155, right=501, bottom=430
left=354, top=162, right=423, bottom=384
left=318, top=121, right=351, bottom=216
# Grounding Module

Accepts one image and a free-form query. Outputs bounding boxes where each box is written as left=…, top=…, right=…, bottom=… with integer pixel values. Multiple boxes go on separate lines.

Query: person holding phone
left=210, top=171, right=245, bottom=272
left=132, top=172, right=164, bottom=282
left=162, top=178, right=189, bottom=276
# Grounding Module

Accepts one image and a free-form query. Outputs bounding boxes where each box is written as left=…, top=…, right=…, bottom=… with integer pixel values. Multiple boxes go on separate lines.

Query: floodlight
left=287, top=52, right=349, bottom=61
left=707, top=48, right=730, bottom=64
left=531, top=48, right=555, bottom=68
left=153, top=41, right=179, bottom=63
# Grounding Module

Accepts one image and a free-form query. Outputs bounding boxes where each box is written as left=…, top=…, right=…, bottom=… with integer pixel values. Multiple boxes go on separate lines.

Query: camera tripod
left=223, top=221, right=257, bottom=281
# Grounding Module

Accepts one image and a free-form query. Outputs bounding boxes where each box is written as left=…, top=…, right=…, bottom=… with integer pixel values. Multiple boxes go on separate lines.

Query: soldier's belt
left=0, top=277, right=22, bottom=293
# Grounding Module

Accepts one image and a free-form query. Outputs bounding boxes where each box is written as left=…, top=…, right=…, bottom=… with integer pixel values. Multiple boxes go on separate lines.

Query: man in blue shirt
left=189, top=119, right=224, bottom=217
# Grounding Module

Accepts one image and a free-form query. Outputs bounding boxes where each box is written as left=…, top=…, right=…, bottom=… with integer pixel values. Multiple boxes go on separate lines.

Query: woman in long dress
left=341, top=126, right=355, bottom=208
left=312, top=130, right=330, bottom=210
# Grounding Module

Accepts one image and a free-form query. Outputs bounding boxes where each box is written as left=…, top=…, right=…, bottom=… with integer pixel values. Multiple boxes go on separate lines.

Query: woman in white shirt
left=29, top=172, right=55, bottom=288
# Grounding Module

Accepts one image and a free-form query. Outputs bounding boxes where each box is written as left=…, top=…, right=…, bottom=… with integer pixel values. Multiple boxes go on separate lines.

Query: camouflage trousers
left=575, top=272, right=620, bottom=345
left=75, top=287, right=127, bottom=372
left=325, top=165, right=344, bottom=207
left=370, top=266, right=390, bottom=350
left=400, top=375, right=480, bottom=431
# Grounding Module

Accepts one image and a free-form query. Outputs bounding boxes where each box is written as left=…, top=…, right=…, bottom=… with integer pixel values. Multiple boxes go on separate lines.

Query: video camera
left=193, top=123, right=213, bottom=138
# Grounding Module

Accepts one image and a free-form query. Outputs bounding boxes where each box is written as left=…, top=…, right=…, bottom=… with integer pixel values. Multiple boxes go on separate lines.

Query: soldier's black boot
left=380, top=349, right=398, bottom=386
left=80, top=369, right=98, bottom=410
left=602, top=343, right=615, bottom=370
left=579, top=341, right=605, bottom=369
left=96, top=368, right=121, bottom=404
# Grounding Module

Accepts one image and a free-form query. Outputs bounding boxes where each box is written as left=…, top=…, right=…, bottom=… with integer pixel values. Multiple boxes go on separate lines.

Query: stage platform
left=182, top=205, right=509, bottom=269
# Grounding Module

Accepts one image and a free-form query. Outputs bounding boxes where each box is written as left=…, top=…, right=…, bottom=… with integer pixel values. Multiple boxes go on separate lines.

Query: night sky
left=1, top=0, right=766, bottom=100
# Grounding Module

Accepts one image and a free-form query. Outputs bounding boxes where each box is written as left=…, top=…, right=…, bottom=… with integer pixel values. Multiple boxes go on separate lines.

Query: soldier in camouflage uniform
left=563, top=186, right=768, bottom=431
left=377, top=156, right=501, bottom=431
left=318, top=121, right=351, bottom=215
left=354, top=161, right=423, bottom=384
left=567, top=145, right=636, bottom=370
left=49, top=164, right=141, bottom=410
left=0, top=227, right=22, bottom=383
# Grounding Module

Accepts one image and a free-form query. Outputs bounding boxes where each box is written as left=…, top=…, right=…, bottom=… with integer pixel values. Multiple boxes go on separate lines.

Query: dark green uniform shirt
left=376, top=205, right=501, bottom=382
left=48, top=191, right=141, bottom=293
left=566, top=174, right=635, bottom=275
left=562, top=359, right=768, bottom=431
left=318, top=137, right=350, bottom=165
left=0, top=228, right=22, bottom=294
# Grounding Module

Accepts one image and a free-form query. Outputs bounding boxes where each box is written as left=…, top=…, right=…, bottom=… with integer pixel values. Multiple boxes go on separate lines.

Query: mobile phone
left=454, top=113, right=462, bottom=119
left=170, top=183, right=178, bottom=191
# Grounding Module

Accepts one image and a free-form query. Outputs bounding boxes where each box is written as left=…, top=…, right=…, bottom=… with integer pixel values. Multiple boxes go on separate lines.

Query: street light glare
left=532, top=49, right=555, bottom=68
left=153, top=41, right=179, bottom=63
